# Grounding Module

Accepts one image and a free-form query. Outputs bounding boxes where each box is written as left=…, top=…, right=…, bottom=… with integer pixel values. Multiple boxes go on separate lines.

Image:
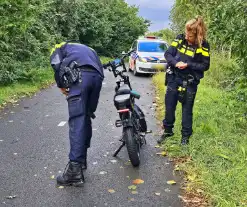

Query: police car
left=129, top=36, right=169, bottom=75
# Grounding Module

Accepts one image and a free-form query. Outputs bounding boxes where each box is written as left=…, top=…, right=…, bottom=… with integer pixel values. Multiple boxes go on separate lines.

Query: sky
left=125, top=0, right=175, bottom=32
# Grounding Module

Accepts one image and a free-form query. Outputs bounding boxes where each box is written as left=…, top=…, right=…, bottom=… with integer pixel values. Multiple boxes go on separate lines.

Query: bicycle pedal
left=115, top=120, right=122, bottom=127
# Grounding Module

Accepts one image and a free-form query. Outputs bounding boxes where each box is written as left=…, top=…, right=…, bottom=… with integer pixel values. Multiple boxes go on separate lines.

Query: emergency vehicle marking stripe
left=151, top=57, right=159, bottom=60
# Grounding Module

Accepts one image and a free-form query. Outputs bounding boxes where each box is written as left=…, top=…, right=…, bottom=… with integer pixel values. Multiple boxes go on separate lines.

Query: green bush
left=0, top=0, right=148, bottom=85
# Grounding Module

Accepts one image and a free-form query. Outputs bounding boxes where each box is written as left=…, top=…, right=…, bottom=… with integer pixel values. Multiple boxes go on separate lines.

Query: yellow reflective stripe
left=179, top=40, right=182, bottom=44
left=196, top=48, right=210, bottom=57
left=185, top=50, right=194, bottom=57
left=202, top=51, right=209, bottom=57
left=196, top=48, right=202, bottom=53
left=202, top=47, right=209, bottom=51
left=171, top=41, right=178, bottom=47
left=50, top=42, right=66, bottom=55
left=178, top=48, right=185, bottom=53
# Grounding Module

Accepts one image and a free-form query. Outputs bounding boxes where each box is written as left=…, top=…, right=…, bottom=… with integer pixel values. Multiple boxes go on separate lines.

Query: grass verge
left=0, top=68, right=54, bottom=108
left=153, top=72, right=247, bottom=207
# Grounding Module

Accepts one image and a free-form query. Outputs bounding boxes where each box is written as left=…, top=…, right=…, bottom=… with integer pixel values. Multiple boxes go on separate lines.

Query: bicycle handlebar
left=102, top=49, right=135, bottom=77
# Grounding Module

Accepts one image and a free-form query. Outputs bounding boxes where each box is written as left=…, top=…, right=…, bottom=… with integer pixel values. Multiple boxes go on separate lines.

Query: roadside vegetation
left=152, top=0, right=247, bottom=206
left=0, top=0, right=148, bottom=107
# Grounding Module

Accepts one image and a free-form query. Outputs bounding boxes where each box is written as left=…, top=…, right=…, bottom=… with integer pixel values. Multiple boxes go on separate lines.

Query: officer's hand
left=176, top=62, right=188, bottom=69
left=175, top=62, right=183, bottom=68
left=60, top=88, right=68, bottom=96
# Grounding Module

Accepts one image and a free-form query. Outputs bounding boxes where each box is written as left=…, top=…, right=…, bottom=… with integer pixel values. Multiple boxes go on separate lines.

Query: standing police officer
left=157, top=16, right=210, bottom=145
left=50, top=41, right=104, bottom=186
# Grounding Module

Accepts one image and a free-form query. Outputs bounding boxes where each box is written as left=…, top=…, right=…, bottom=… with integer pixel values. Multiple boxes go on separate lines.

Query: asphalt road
left=0, top=70, right=182, bottom=207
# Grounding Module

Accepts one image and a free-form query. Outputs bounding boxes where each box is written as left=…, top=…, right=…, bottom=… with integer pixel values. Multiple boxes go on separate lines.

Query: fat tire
left=123, top=127, right=140, bottom=167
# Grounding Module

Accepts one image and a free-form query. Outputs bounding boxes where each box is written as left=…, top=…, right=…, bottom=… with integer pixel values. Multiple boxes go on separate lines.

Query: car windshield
left=138, top=42, right=167, bottom=52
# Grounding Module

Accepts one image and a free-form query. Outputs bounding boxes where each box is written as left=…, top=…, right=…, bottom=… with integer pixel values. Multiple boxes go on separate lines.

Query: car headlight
left=138, top=57, right=147, bottom=63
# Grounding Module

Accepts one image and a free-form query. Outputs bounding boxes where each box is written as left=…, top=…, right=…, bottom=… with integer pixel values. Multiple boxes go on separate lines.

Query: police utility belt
left=59, top=61, right=95, bottom=88
left=166, top=66, right=195, bottom=104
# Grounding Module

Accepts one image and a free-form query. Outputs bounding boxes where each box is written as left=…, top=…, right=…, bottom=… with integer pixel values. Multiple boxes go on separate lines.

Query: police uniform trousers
left=67, top=69, right=102, bottom=163
left=163, top=74, right=198, bottom=137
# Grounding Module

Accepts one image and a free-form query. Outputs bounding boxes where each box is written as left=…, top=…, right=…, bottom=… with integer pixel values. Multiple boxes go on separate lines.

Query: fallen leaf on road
left=57, top=186, right=64, bottom=189
left=13, top=153, right=17, bottom=155
left=165, top=188, right=171, bottom=192
left=129, top=198, right=135, bottom=201
left=6, top=195, right=17, bottom=199
left=131, top=191, right=138, bottom=194
left=110, top=160, right=117, bottom=163
left=156, top=151, right=167, bottom=156
left=120, top=166, right=124, bottom=169
left=110, top=142, right=114, bottom=144
left=99, top=171, right=107, bottom=175
left=174, top=165, right=180, bottom=171
left=8, top=120, right=13, bottom=123
left=167, top=180, right=176, bottom=185
left=93, top=162, right=98, bottom=165
left=108, top=189, right=115, bottom=193
left=0, top=140, right=3, bottom=142
left=50, top=175, right=55, bottom=179
left=155, top=145, right=161, bottom=148
left=155, top=192, right=161, bottom=196
left=128, top=185, right=137, bottom=190
left=125, top=161, right=131, bottom=165
left=126, top=176, right=130, bottom=179
left=132, top=179, right=144, bottom=185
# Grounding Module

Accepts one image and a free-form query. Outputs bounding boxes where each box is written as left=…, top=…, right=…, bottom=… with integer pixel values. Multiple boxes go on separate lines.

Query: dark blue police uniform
left=50, top=42, right=104, bottom=186
left=158, top=34, right=210, bottom=145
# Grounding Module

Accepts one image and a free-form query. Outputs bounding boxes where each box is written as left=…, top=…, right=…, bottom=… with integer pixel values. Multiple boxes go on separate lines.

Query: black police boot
left=81, top=157, right=87, bottom=170
left=81, top=149, right=87, bottom=170
left=57, top=161, right=84, bottom=187
left=157, top=129, right=174, bottom=144
left=181, top=136, right=190, bottom=145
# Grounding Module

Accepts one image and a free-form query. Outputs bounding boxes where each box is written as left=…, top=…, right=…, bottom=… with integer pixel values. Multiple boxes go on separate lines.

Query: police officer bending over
left=157, top=16, right=210, bottom=145
left=50, top=41, right=104, bottom=186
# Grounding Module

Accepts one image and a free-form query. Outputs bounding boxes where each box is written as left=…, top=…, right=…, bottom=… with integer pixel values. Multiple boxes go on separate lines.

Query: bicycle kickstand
left=113, top=141, right=125, bottom=157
